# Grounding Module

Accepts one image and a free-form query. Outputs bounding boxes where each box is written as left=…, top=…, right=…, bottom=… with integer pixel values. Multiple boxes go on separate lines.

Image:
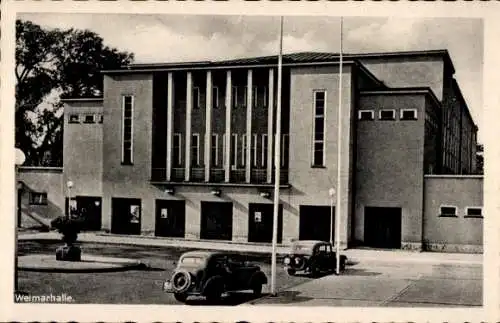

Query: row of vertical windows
left=312, top=91, right=326, bottom=167
left=68, top=114, right=103, bottom=124
left=122, top=95, right=134, bottom=165
left=358, top=109, right=418, bottom=121
left=171, top=133, right=287, bottom=169
left=192, top=86, right=268, bottom=109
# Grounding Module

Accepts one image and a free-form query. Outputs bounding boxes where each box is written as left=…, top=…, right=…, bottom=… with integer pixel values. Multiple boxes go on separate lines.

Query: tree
left=16, top=20, right=134, bottom=166
left=476, top=143, right=484, bottom=175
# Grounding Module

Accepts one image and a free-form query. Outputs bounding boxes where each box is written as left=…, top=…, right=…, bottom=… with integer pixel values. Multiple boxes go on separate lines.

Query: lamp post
left=328, top=188, right=335, bottom=245
left=15, top=148, right=26, bottom=293
left=66, top=180, right=74, bottom=219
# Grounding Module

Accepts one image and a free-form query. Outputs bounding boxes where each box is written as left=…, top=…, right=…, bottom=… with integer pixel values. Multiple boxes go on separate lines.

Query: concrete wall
left=355, top=93, right=426, bottom=250
left=102, top=73, right=154, bottom=230
left=360, top=57, right=445, bottom=100
left=423, top=175, right=483, bottom=253
left=17, top=167, right=65, bottom=226
left=63, top=100, right=103, bottom=197
left=288, top=64, right=355, bottom=247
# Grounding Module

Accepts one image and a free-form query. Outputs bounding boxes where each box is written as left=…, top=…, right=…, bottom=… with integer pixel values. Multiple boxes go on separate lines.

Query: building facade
left=17, top=50, right=483, bottom=252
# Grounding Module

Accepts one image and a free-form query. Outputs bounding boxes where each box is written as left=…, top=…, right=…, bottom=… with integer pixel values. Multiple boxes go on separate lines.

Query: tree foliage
left=476, top=143, right=484, bottom=175
left=16, top=19, right=134, bottom=166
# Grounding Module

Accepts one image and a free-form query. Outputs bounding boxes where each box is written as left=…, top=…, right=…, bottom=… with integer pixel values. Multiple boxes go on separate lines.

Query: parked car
left=163, top=250, right=268, bottom=303
left=283, top=240, right=347, bottom=276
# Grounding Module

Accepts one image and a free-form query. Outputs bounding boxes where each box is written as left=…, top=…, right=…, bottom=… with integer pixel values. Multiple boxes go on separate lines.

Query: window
left=252, top=134, right=258, bottom=167
left=212, top=87, right=219, bottom=108
left=439, top=205, right=457, bottom=217
left=465, top=207, right=483, bottom=218
left=29, top=192, right=47, bottom=205
left=253, top=86, right=259, bottom=107
left=253, top=86, right=267, bottom=107
left=281, top=134, right=289, bottom=167
left=83, top=115, right=95, bottom=124
left=193, top=87, right=200, bottom=109
left=211, top=134, right=219, bottom=166
left=122, top=95, right=134, bottom=165
left=261, top=134, right=268, bottom=168
left=98, top=114, right=103, bottom=124
left=173, top=133, right=182, bottom=167
left=191, top=133, right=200, bottom=166
left=312, top=91, right=326, bottom=167
left=379, top=109, right=396, bottom=120
left=401, top=109, right=418, bottom=120
left=231, top=86, right=238, bottom=108
left=231, top=133, right=238, bottom=168
left=358, top=110, right=374, bottom=121
left=241, top=134, right=247, bottom=167
left=69, top=114, right=80, bottom=124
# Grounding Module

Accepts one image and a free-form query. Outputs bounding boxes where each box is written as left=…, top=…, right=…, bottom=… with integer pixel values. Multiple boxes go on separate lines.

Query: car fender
left=250, top=270, right=268, bottom=286
left=202, top=275, right=225, bottom=295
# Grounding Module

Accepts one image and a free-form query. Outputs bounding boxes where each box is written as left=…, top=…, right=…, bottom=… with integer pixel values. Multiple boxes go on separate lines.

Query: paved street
left=16, top=236, right=482, bottom=307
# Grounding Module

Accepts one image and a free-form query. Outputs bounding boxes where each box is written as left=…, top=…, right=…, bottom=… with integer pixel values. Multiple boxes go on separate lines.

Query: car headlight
left=284, top=257, right=291, bottom=265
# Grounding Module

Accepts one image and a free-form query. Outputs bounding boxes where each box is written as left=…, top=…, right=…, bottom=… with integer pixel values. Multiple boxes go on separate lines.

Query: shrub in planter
left=50, top=216, right=84, bottom=261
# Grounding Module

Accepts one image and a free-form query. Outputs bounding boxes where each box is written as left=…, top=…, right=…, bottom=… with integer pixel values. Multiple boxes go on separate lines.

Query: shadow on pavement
left=182, top=292, right=263, bottom=306
left=342, top=268, right=381, bottom=276
left=248, top=291, right=313, bottom=305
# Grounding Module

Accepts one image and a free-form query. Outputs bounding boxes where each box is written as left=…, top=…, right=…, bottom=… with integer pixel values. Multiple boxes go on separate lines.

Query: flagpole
left=335, top=16, right=343, bottom=276
left=271, top=15, right=284, bottom=297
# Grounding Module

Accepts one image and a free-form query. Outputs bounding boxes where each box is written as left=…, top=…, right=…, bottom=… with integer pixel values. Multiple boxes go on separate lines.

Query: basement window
left=358, top=110, right=374, bottom=121
left=68, top=114, right=80, bottom=124
left=29, top=192, right=48, bottom=205
left=400, top=109, right=418, bottom=120
left=379, top=109, right=396, bottom=120
left=83, top=115, right=95, bottom=124
left=439, top=205, right=457, bottom=217
left=465, top=207, right=483, bottom=218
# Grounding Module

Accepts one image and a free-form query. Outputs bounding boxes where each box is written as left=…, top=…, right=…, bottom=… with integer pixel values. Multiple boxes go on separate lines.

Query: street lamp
left=15, top=148, right=26, bottom=293
left=67, top=180, right=74, bottom=219
left=328, top=188, right=335, bottom=245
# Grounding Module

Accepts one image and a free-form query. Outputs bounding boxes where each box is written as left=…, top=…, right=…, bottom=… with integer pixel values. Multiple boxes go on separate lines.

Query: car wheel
left=252, top=283, right=262, bottom=297
left=286, top=268, right=296, bottom=276
left=174, top=293, right=187, bottom=303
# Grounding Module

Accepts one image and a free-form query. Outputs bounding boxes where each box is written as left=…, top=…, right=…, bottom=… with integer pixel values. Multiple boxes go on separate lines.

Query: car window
left=326, top=244, right=333, bottom=253
left=318, top=245, right=327, bottom=253
left=181, top=256, right=205, bottom=265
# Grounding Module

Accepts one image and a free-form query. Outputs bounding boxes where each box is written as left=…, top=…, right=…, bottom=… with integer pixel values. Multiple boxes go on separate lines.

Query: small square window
left=358, top=110, right=374, bottom=121
left=29, top=192, right=48, bottom=205
left=379, top=109, right=396, bottom=120
left=69, top=115, right=80, bottom=123
left=83, top=115, right=95, bottom=123
left=98, top=114, right=103, bottom=124
left=439, top=206, right=457, bottom=217
left=401, top=109, right=418, bottom=120
left=465, top=207, right=483, bottom=218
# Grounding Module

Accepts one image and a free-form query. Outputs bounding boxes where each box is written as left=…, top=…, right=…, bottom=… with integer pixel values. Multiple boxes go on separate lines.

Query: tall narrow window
left=211, top=134, right=219, bottom=166
left=252, top=134, right=258, bottom=167
left=312, top=91, right=326, bottom=167
left=212, top=87, right=219, bottom=108
left=193, top=87, right=200, bottom=109
left=243, top=87, right=248, bottom=107
left=231, top=86, right=238, bottom=108
left=122, top=95, right=134, bottom=165
left=241, top=134, right=247, bottom=167
left=231, top=133, right=238, bottom=168
left=191, top=133, right=200, bottom=166
left=253, top=86, right=259, bottom=107
left=281, top=134, right=289, bottom=167
left=261, top=134, right=268, bottom=168
left=173, top=133, right=182, bottom=167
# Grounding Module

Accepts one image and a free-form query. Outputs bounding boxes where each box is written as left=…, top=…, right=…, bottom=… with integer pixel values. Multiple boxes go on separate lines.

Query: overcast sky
left=19, top=14, right=483, bottom=141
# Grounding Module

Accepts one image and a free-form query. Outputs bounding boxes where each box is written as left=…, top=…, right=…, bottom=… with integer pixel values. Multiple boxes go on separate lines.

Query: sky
left=19, top=14, right=484, bottom=141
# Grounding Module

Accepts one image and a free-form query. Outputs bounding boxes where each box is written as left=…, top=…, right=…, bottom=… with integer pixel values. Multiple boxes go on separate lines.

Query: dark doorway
left=111, top=198, right=141, bottom=235
left=248, top=203, right=283, bottom=243
left=65, top=196, right=102, bottom=231
left=155, top=199, right=185, bottom=238
left=200, top=201, right=233, bottom=240
left=364, top=207, right=402, bottom=249
left=299, top=205, right=335, bottom=242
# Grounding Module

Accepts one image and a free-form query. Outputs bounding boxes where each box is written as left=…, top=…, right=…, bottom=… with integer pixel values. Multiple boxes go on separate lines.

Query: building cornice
left=360, top=87, right=441, bottom=109
left=424, top=174, right=483, bottom=179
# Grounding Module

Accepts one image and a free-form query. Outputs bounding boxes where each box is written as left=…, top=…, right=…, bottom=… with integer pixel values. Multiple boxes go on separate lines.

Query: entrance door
left=248, top=203, right=283, bottom=243
left=364, top=207, right=402, bottom=249
left=111, top=198, right=141, bottom=235
left=299, top=205, right=335, bottom=242
left=155, top=199, right=185, bottom=238
left=200, top=201, right=233, bottom=240
left=77, top=196, right=102, bottom=231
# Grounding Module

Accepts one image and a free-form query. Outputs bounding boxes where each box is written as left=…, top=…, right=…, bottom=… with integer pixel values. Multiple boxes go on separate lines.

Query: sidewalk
left=18, top=231, right=483, bottom=265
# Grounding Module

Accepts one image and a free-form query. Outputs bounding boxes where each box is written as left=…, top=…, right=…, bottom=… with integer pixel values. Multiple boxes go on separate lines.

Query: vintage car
left=283, top=240, right=347, bottom=276
left=163, top=250, right=268, bottom=303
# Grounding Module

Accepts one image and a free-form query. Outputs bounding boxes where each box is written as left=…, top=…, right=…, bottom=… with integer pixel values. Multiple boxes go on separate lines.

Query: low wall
left=423, top=175, right=483, bottom=253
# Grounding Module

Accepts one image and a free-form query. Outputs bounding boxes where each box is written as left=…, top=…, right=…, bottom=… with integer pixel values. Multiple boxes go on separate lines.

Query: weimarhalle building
left=17, top=50, right=483, bottom=253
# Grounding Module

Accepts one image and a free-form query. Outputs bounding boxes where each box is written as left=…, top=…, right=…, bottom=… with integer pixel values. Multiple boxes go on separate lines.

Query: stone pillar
left=185, top=72, right=193, bottom=181
left=245, top=69, right=253, bottom=183
left=224, top=70, right=232, bottom=182
left=267, top=68, right=274, bottom=183
left=166, top=72, right=174, bottom=181
left=205, top=71, right=213, bottom=182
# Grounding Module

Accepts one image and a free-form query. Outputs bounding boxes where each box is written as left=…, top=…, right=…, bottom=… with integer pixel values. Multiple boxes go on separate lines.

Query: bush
left=50, top=216, right=84, bottom=245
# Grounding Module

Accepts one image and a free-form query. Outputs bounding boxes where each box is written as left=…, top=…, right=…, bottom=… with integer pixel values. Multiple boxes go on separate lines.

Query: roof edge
left=360, top=87, right=441, bottom=109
